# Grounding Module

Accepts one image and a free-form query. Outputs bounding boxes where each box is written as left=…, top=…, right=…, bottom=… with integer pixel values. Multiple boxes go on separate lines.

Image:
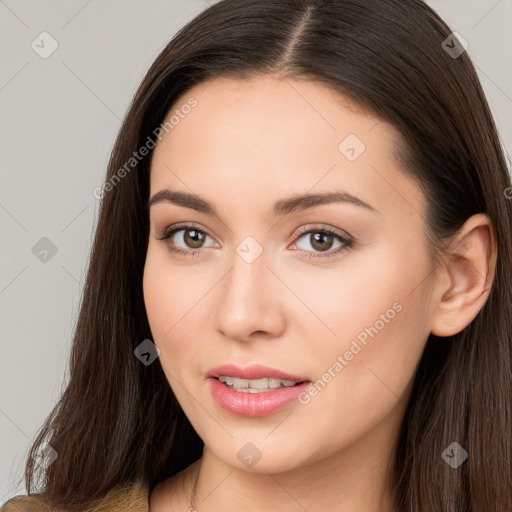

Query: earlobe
left=430, top=213, right=497, bottom=337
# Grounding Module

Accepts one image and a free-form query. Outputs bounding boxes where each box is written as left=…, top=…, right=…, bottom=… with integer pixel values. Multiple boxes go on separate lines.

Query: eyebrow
left=147, top=189, right=379, bottom=216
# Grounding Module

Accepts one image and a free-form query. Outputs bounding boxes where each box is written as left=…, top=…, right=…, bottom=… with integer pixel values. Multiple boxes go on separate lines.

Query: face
left=143, top=75, right=436, bottom=474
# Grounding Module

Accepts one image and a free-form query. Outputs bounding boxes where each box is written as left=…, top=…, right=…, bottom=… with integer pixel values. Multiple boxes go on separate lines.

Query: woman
left=2, top=0, right=511, bottom=511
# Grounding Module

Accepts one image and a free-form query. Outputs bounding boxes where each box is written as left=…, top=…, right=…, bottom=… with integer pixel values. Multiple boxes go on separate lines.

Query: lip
left=207, top=364, right=309, bottom=382
left=207, top=364, right=311, bottom=417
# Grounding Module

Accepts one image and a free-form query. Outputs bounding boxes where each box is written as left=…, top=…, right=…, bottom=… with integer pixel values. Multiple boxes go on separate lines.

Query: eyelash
left=156, top=222, right=354, bottom=259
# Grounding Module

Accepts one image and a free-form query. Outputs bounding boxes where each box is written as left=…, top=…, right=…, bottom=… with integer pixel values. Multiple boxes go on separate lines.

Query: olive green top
left=0, top=479, right=150, bottom=512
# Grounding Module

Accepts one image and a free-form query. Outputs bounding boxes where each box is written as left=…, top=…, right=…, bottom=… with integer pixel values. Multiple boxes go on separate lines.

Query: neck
left=189, top=409, right=402, bottom=512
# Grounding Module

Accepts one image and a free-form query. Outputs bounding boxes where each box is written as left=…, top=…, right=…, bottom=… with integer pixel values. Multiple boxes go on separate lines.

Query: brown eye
left=157, top=224, right=218, bottom=256
left=182, top=229, right=206, bottom=249
left=292, top=226, right=354, bottom=258
left=309, top=232, right=335, bottom=252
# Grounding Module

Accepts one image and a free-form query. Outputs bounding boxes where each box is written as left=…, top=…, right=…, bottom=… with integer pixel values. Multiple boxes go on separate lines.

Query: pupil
left=312, top=232, right=333, bottom=251
left=186, top=230, right=204, bottom=248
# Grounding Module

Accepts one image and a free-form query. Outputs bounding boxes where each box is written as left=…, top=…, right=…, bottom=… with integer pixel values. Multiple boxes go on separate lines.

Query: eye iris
left=310, top=232, right=333, bottom=251
left=169, top=228, right=342, bottom=253
left=184, top=229, right=205, bottom=249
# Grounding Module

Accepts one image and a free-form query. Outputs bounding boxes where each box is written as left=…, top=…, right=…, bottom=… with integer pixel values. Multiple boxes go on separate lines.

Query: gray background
left=1, top=0, right=511, bottom=503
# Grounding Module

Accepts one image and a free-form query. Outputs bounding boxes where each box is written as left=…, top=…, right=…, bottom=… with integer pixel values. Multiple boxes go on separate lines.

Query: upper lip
left=207, top=364, right=309, bottom=382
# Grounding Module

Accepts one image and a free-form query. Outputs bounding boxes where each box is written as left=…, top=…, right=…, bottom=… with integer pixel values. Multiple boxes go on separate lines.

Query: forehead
left=149, top=75, right=423, bottom=220
left=151, top=75, right=388, bottom=168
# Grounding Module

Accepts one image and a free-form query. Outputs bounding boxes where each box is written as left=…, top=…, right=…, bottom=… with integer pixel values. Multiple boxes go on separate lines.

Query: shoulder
left=149, top=461, right=201, bottom=512
left=1, top=495, right=49, bottom=512
left=149, top=475, right=183, bottom=511
left=0, top=479, right=150, bottom=512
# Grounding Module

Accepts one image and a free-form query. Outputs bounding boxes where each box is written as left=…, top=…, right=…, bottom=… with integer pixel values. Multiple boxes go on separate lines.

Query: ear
left=430, top=213, right=497, bottom=337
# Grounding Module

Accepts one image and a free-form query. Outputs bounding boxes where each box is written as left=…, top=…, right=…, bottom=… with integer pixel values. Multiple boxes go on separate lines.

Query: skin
left=144, top=75, right=497, bottom=511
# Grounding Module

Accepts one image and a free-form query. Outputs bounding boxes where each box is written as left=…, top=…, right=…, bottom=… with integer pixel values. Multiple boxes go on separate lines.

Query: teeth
left=268, top=378, right=281, bottom=389
left=249, top=378, right=268, bottom=389
left=217, top=375, right=299, bottom=392
left=233, top=377, right=249, bottom=388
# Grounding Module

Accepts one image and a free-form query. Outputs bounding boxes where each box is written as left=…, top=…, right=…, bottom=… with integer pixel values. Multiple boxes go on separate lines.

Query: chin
left=207, top=434, right=319, bottom=475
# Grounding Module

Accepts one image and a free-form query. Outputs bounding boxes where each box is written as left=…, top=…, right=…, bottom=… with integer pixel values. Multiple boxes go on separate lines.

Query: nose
left=213, top=246, right=286, bottom=342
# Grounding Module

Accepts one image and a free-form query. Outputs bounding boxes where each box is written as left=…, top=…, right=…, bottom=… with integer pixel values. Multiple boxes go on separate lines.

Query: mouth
left=207, top=364, right=311, bottom=417
left=207, top=363, right=309, bottom=383
left=215, top=375, right=306, bottom=393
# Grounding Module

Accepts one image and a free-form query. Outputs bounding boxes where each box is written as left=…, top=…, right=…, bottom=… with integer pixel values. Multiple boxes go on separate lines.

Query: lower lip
left=208, top=377, right=310, bottom=417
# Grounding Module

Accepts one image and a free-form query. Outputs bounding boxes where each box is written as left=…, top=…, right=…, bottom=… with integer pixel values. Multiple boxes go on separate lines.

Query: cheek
left=143, top=248, right=197, bottom=333
left=142, top=249, right=216, bottom=373
left=143, top=253, right=172, bottom=338
left=142, top=257, right=192, bottom=400
left=294, top=239, right=431, bottom=423
left=280, top=234, right=429, bottom=350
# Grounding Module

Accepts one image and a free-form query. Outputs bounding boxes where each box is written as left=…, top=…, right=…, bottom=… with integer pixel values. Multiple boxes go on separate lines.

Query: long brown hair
left=3, top=1, right=511, bottom=510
